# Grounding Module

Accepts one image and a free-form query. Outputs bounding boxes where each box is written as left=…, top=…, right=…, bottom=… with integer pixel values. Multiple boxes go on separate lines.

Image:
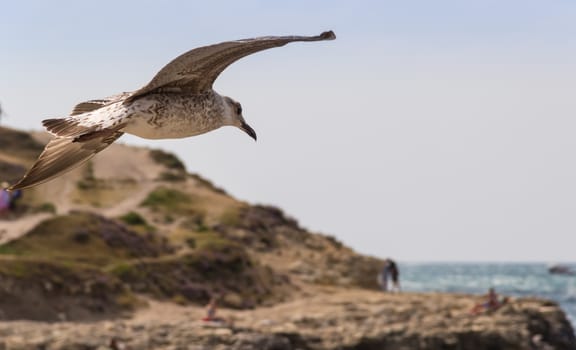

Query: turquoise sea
left=400, top=263, right=576, bottom=325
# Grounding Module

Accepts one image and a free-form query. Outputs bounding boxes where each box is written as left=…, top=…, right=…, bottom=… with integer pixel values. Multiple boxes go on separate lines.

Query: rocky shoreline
left=1, top=289, right=574, bottom=350
left=0, top=129, right=574, bottom=349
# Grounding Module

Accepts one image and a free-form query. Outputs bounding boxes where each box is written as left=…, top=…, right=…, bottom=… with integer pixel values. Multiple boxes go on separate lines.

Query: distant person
left=202, top=295, right=225, bottom=323
left=469, top=287, right=508, bottom=315
left=8, top=188, right=22, bottom=212
left=389, top=260, right=401, bottom=292
left=0, top=182, right=22, bottom=217
left=379, top=258, right=401, bottom=292
left=0, top=182, right=10, bottom=218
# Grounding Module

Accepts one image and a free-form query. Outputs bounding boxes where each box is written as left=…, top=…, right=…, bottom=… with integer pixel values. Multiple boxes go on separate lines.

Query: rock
left=0, top=290, right=573, bottom=349
left=231, top=333, right=292, bottom=350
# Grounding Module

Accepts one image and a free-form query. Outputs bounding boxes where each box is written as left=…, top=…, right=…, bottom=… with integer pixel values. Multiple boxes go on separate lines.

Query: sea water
left=399, top=263, right=576, bottom=325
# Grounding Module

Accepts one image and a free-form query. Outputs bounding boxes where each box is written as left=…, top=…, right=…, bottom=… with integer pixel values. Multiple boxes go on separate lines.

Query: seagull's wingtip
left=7, top=182, right=24, bottom=192
left=320, top=31, right=336, bottom=40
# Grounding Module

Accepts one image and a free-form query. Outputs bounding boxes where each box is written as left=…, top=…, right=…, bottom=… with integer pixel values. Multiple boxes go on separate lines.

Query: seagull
left=9, top=31, right=336, bottom=190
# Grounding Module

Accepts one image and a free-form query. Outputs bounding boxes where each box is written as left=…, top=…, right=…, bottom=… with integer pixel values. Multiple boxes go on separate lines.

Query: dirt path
left=0, top=213, right=52, bottom=244
left=102, top=181, right=158, bottom=218
left=0, top=180, right=158, bottom=244
left=0, top=139, right=169, bottom=243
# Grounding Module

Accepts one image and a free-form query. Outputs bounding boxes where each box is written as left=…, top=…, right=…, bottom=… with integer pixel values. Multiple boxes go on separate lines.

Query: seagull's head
left=223, top=96, right=257, bottom=141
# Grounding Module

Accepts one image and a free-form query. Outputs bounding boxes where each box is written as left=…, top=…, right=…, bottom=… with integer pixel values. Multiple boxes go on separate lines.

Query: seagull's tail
left=9, top=128, right=124, bottom=191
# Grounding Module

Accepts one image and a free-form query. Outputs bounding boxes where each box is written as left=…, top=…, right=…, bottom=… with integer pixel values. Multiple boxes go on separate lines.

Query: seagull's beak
left=240, top=122, right=257, bottom=141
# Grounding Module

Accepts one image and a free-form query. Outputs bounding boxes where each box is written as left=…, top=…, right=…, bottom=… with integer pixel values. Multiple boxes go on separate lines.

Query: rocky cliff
left=0, top=290, right=574, bottom=350
left=0, top=125, right=574, bottom=349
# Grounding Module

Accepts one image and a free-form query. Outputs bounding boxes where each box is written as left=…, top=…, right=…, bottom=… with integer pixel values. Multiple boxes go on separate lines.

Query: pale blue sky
left=1, top=1, right=575, bottom=261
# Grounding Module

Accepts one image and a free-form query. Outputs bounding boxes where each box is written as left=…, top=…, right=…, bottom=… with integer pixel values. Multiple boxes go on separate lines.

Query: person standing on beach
left=379, top=258, right=401, bottom=292
left=389, top=259, right=401, bottom=292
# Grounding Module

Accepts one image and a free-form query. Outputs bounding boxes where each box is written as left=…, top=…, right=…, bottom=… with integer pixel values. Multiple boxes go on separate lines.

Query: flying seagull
left=9, top=31, right=336, bottom=190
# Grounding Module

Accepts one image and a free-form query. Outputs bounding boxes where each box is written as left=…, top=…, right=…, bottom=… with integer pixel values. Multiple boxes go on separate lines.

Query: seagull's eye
left=236, top=105, right=242, bottom=115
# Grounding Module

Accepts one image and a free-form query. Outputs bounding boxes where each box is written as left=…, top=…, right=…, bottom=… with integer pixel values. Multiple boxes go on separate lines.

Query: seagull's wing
left=70, top=92, right=131, bottom=116
left=9, top=126, right=124, bottom=190
left=9, top=93, right=131, bottom=190
left=127, top=31, right=336, bottom=101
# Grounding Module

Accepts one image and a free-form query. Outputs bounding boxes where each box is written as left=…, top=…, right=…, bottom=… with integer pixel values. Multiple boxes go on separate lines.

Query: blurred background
left=1, top=0, right=575, bottom=262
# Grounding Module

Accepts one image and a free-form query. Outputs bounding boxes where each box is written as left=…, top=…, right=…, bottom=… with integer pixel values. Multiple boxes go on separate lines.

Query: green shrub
left=185, top=237, right=196, bottom=249
left=158, top=171, right=187, bottom=182
left=142, top=188, right=189, bottom=206
left=189, top=174, right=227, bottom=195
left=119, top=211, right=148, bottom=226
left=35, top=202, right=56, bottom=214
left=149, top=149, right=186, bottom=170
left=219, top=208, right=241, bottom=226
left=0, top=245, right=19, bottom=255
left=141, top=187, right=194, bottom=215
left=180, top=214, right=208, bottom=232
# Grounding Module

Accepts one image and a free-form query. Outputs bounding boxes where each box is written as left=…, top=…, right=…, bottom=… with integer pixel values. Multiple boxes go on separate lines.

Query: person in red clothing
left=470, top=288, right=508, bottom=315
left=202, top=295, right=225, bottom=323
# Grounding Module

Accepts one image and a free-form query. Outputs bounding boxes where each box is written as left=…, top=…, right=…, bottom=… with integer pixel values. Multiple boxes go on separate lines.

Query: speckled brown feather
left=127, top=31, right=336, bottom=100
left=9, top=126, right=124, bottom=190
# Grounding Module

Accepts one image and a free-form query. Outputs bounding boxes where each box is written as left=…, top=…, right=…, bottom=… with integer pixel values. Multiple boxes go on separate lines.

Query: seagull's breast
left=123, top=93, right=225, bottom=139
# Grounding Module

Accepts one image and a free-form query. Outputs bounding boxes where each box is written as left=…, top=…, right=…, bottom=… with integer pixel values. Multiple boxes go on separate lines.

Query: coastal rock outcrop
left=0, top=290, right=573, bottom=349
left=0, top=126, right=574, bottom=349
